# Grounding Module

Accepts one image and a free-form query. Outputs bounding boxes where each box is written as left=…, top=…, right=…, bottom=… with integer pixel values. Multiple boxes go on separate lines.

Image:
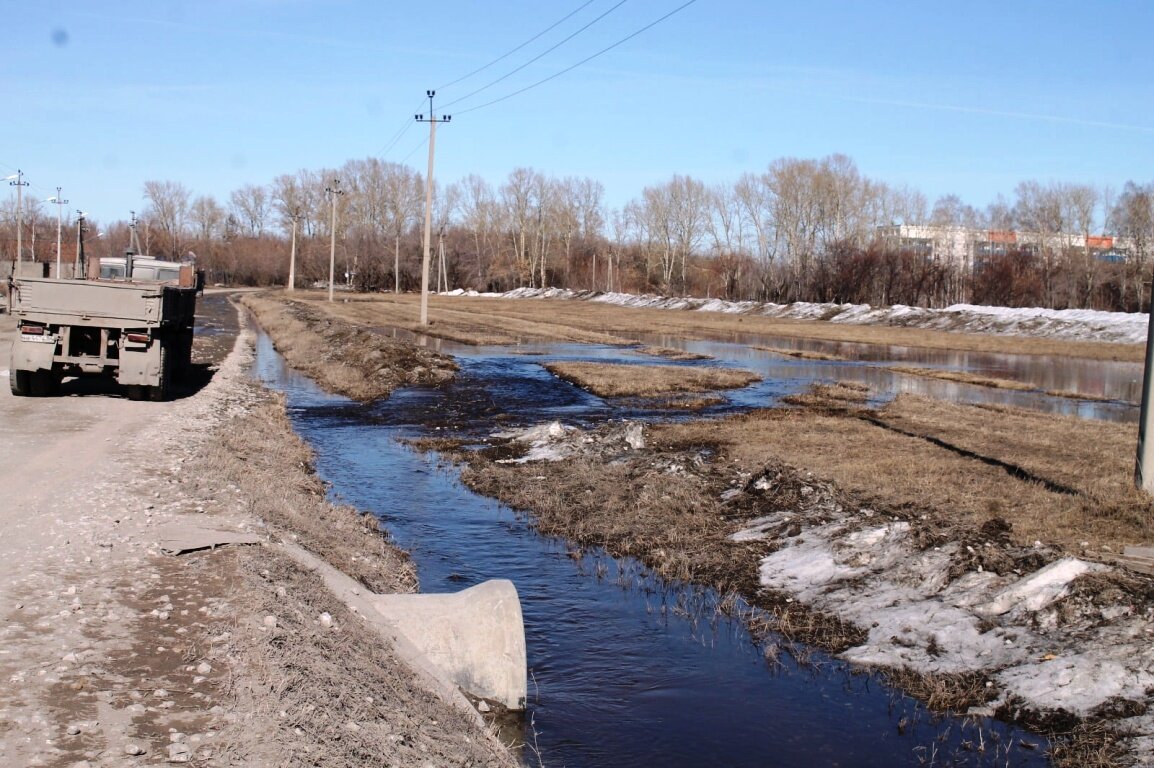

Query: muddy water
left=253, top=333, right=1048, bottom=767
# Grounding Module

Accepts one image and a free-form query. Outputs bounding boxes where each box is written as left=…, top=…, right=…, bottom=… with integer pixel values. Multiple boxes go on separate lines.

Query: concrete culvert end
left=371, top=580, right=527, bottom=711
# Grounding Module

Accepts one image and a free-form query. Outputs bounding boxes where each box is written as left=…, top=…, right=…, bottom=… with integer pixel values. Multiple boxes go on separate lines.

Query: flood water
left=253, top=332, right=1051, bottom=767
left=641, top=332, right=1141, bottom=423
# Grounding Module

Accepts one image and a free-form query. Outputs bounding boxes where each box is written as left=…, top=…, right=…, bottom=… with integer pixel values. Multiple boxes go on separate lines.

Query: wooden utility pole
left=415, top=90, right=450, bottom=326
left=48, top=187, right=69, bottom=277
left=325, top=181, right=343, bottom=302
left=287, top=209, right=300, bottom=291
left=1137, top=283, right=1154, bottom=492
left=7, top=170, right=28, bottom=262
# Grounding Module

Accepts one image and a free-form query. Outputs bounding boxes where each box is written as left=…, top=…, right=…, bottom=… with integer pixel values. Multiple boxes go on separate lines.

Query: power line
left=454, top=0, right=699, bottom=116
left=400, top=135, right=429, bottom=165
left=378, top=96, right=429, bottom=158
left=383, top=1, right=604, bottom=159
left=435, top=0, right=598, bottom=91
left=439, top=0, right=629, bottom=111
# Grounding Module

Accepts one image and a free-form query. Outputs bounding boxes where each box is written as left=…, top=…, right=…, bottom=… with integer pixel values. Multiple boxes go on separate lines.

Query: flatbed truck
left=8, top=255, right=199, bottom=401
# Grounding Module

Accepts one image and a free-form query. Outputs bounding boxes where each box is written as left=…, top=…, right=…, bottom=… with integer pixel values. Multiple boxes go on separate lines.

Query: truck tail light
left=19, top=324, right=45, bottom=335
left=125, top=333, right=150, bottom=344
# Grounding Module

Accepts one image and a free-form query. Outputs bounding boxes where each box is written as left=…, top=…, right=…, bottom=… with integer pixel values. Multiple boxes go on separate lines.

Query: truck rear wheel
left=10, top=370, right=31, bottom=396
left=27, top=371, right=60, bottom=397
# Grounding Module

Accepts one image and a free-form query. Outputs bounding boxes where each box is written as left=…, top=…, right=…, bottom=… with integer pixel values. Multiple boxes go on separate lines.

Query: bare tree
left=190, top=195, right=225, bottom=242
left=142, top=180, right=191, bottom=258
left=229, top=183, right=271, bottom=238
left=1112, top=181, right=1154, bottom=310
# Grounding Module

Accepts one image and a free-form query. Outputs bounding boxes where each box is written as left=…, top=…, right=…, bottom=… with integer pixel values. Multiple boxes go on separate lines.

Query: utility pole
left=7, top=170, right=28, bottom=263
left=128, top=211, right=142, bottom=254
left=325, top=181, right=343, bottom=303
left=1137, top=275, right=1154, bottom=492
left=415, top=90, right=450, bottom=326
left=48, top=187, right=69, bottom=277
left=287, top=209, right=301, bottom=292
left=75, top=211, right=86, bottom=278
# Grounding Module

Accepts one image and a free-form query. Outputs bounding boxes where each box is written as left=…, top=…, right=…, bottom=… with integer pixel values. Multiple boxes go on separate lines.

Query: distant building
left=876, top=224, right=1134, bottom=273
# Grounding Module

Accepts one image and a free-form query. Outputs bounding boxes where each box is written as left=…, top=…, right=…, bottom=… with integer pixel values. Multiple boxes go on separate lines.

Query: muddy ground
left=0, top=292, right=516, bottom=767
left=243, top=289, right=1154, bottom=768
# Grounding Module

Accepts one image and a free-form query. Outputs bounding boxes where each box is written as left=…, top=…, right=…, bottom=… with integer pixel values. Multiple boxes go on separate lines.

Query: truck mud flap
left=11, top=337, right=57, bottom=372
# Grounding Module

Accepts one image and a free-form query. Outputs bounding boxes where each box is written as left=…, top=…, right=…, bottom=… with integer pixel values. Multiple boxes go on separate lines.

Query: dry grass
left=290, top=291, right=633, bottom=347
left=889, top=365, right=1038, bottom=391
left=637, top=345, right=712, bottom=361
left=460, top=451, right=764, bottom=596
left=756, top=345, right=845, bottom=361
left=239, top=292, right=457, bottom=401
left=881, top=668, right=997, bottom=712
left=544, top=360, right=761, bottom=397
left=707, top=398, right=1154, bottom=554
left=195, top=392, right=417, bottom=594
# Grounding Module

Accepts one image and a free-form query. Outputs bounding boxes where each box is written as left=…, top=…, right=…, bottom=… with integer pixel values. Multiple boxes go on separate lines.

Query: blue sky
left=5, top=0, right=1154, bottom=229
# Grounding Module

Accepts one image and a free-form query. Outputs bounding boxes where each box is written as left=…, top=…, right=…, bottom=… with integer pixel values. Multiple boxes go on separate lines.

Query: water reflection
left=639, top=331, right=1141, bottom=421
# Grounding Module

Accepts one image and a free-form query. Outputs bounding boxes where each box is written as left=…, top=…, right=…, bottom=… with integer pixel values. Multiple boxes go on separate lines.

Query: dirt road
left=0, top=294, right=263, bottom=765
left=0, top=294, right=515, bottom=767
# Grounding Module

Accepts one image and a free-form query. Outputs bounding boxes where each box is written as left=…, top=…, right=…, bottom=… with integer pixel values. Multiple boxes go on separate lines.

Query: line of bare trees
left=4, top=155, right=1152, bottom=311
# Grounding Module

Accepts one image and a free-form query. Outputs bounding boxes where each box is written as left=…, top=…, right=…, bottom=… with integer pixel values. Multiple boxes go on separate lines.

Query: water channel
left=251, top=327, right=1066, bottom=767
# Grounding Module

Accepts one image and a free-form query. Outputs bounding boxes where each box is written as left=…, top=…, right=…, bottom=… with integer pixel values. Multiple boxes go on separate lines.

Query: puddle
left=253, top=333, right=1049, bottom=767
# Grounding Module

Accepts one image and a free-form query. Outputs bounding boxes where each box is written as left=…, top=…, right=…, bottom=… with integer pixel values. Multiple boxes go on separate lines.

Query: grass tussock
left=889, top=365, right=1038, bottom=392
left=544, top=361, right=761, bottom=397
left=779, top=380, right=871, bottom=412
left=755, top=345, right=846, bottom=361
left=240, top=292, right=457, bottom=402
left=881, top=667, right=997, bottom=713
left=637, top=345, right=713, bottom=361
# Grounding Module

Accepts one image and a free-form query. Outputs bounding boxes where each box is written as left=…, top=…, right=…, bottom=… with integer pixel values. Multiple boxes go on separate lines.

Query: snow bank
left=465, top=287, right=1149, bottom=345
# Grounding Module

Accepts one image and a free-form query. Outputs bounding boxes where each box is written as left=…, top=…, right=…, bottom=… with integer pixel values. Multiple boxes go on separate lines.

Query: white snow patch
left=975, top=557, right=1103, bottom=617
left=461, top=287, right=1149, bottom=344
left=492, top=421, right=574, bottom=463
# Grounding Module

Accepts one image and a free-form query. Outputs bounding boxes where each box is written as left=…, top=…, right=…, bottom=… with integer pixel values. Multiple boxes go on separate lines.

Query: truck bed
left=10, top=276, right=197, bottom=328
